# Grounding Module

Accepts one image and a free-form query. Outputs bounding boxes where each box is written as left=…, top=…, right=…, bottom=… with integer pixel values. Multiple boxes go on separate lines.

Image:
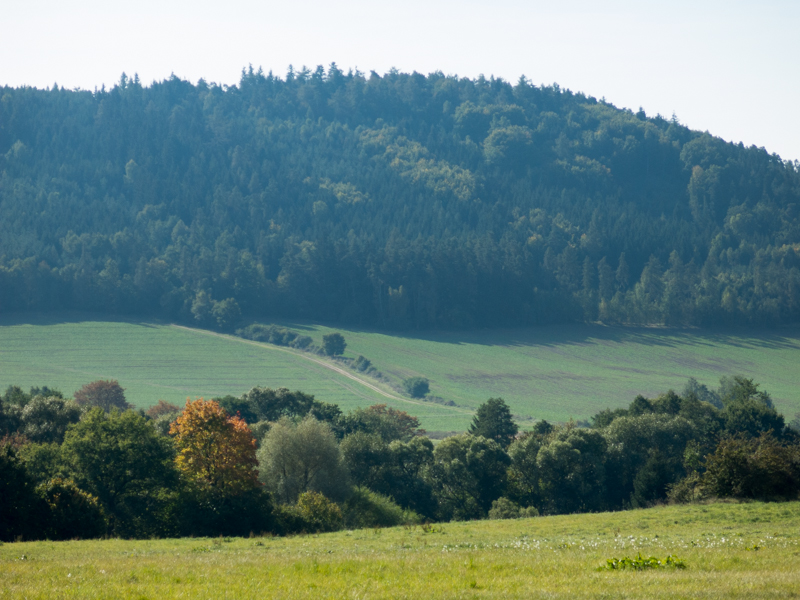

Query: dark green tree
left=536, top=427, right=608, bottom=514
left=0, top=444, right=43, bottom=541
left=424, top=434, right=510, bottom=520
left=468, top=398, right=518, bottom=448
left=322, top=333, right=347, bottom=356
left=402, top=377, right=430, bottom=398
left=61, top=408, right=179, bottom=538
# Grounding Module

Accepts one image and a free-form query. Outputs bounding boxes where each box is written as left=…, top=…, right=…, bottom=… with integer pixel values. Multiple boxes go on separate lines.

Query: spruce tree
left=468, top=398, right=518, bottom=448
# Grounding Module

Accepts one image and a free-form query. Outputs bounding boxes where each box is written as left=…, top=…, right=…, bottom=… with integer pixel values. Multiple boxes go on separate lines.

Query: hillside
left=2, top=501, right=798, bottom=599
left=2, top=314, right=799, bottom=430
left=1, top=68, right=800, bottom=329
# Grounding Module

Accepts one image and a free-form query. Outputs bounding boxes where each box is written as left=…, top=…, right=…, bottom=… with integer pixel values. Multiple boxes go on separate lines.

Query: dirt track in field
left=170, top=324, right=474, bottom=415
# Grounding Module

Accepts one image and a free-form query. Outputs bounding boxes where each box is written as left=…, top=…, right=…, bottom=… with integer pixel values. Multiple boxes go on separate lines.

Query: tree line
left=2, top=375, right=799, bottom=541
left=1, top=67, right=800, bottom=329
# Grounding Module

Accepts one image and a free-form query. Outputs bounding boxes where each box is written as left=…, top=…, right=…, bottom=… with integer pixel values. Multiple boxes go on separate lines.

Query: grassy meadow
left=1, top=501, right=799, bottom=599
left=2, top=313, right=800, bottom=431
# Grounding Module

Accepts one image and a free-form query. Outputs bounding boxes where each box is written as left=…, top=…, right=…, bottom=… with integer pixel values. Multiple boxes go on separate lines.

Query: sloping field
left=1, top=313, right=799, bottom=430
left=301, top=321, right=800, bottom=424
left=0, top=314, right=467, bottom=430
left=2, top=501, right=799, bottom=599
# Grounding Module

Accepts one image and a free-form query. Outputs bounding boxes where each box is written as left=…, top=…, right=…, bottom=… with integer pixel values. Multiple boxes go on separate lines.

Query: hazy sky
left=3, top=0, right=799, bottom=161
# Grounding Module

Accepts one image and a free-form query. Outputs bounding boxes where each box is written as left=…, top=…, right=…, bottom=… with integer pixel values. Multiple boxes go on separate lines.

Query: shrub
left=237, top=324, right=315, bottom=350
left=666, top=472, right=708, bottom=504
left=271, top=503, right=308, bottom=535
left=342, top=487, right=420, bottom=529
left=36, top=478, right=107, bottom=540
left=403, top=377, right=430, bottom=398
left=290, top=335, right=313, bottom=349
left=487, top=497, right=538, bottom=519
left=296, top=491, right=343, bottom=533
left=354, top=355, right=372, bottom=372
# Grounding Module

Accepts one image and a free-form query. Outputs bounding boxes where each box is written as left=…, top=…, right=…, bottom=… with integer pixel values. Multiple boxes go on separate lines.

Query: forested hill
left=2, top=66, right=800, bottom=329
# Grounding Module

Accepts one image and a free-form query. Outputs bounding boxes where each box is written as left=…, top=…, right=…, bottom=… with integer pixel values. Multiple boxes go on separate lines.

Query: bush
left=666, top=472, right=708, bottom=504
left=36, top=478, right=107, bottom=540
left=354, top=355, right=372, bottom=372
left=403, top=377, right=430, bottom=398
left=290, top=335, right=313, bottom=349
left=178, top=487, right=273, bottom=538
left=488, top=497, right=539, bottom=519
left=342, top=487, right=420, bottom=529
left=271, top=503, right=309, bottom=535
left=296, top=491, right=343, bottom=533
left=237, top=324, right=313, bottom=350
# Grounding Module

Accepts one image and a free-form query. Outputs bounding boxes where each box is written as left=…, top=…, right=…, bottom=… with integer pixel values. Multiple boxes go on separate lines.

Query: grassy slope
left=2, top=313, right=800, bottom=430
left=0, top=314, right=465, bottom=430
left=2, top=502, right=799, bottom=599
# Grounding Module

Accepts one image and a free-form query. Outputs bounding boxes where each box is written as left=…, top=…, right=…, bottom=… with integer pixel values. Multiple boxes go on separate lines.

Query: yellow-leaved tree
left=170, top=399, right=259, bottom=495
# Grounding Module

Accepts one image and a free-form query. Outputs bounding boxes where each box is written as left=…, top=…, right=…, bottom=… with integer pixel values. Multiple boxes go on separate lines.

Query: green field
left=2, top=313, right=800, bottom=431
left=2, top=501, right=799, bottom=599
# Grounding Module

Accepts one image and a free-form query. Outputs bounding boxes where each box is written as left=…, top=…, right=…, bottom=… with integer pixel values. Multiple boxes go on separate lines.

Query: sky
left=3, top=0, right=799, bottom=162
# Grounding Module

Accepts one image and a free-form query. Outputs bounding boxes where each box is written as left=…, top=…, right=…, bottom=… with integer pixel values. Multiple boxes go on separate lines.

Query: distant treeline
left=2, top=375, right=799, bottom=541
left=1, top=67, right=800, bottom=328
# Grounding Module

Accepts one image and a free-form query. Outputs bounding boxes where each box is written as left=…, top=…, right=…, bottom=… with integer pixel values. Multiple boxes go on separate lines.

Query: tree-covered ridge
left=1, top=66, right=799, bottom=328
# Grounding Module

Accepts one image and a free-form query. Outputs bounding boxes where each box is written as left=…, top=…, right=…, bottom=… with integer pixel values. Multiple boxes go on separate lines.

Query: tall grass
left=1, top=501, right=798, bottom=599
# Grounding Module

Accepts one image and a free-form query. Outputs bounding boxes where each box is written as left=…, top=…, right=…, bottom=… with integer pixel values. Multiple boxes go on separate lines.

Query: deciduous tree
left=322, top=333, right=347, bottom=356
left=74, top=380, right=131, bottom=412
left=170, top=399, right=260, bottom=495
left=62, top=408, right=178, bottom=537
left=258, top=415, right=349, bottom=503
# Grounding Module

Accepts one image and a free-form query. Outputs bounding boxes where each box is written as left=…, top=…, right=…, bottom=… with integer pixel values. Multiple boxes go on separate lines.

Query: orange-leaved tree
left=170, top=398, right=259, bottom=495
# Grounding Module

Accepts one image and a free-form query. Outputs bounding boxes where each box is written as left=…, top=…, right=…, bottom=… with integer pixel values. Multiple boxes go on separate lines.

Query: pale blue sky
left=3, top=0, right=799, bottom=161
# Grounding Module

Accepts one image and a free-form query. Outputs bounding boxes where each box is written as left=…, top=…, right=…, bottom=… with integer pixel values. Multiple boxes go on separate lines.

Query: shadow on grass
left=270, top=318, right=800, bottom=352
left=4, top=312, right=800, bottom=353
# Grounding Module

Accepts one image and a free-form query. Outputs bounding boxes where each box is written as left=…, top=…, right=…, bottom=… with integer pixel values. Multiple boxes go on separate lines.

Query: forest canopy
left=1, top=66, right=799, bottom=328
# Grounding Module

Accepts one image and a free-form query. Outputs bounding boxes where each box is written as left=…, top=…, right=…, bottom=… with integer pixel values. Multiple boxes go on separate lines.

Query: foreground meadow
left=2, top=502, right=799, bottom=599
